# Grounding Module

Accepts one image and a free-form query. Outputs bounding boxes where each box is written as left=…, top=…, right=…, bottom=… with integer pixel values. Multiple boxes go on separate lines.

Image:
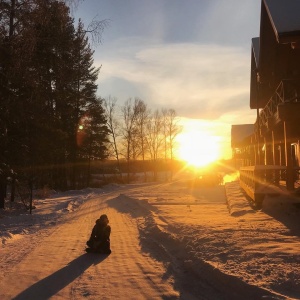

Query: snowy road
left=0, top=187, right=179, bottom=299
left=1, top=181, right=299, bottom=299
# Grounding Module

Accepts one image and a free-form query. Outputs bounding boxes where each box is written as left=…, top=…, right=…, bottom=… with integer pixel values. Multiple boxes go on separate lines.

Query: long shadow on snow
left=138, top=215, right=282, bottom=299
left=262, top=195, right=300, bottom=237
left=12, top=253, right=109, bottom=300
left=107, top=194, right=282, bottom=300
left=107, top=193, right=157, bottom=218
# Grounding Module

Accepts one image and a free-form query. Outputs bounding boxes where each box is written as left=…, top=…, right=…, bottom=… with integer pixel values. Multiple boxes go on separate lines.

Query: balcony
left=239, top=165, right=300, bottom=208
left=255, top=79, right=300, bottom=134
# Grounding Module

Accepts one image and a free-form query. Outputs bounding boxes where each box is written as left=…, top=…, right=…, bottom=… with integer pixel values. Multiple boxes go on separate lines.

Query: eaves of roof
left=264, top=0, right=300, bottom=43
left=252, top=37, right=260, bottom=69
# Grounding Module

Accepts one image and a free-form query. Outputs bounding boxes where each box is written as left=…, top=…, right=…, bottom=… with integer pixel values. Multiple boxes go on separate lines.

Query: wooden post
left=284, top=121, right=294, bottom=190
left=272, top=131, right=279, bottom=185
left=254, top=135, right=260, bottom=165
left=272, top=131, right=276, bottom=165
left=265, top=134, right=273, bottom=182
left=264, top=135, right=273, bottom=165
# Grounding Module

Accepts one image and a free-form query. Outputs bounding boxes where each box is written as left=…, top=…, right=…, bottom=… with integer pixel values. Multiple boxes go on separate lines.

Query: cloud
left=96, top=39, right=252, bottom=121
left=95, top=38, right=259, bottom=160
left=195, top=1, right=260, bottom=46
left=77, top=0, right=261, bottom=160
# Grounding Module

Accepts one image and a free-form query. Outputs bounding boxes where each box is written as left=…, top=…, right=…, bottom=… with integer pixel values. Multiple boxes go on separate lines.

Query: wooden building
left=233, top=0, right=300, bottom=207
left=231, top=124, right=254, bottom=168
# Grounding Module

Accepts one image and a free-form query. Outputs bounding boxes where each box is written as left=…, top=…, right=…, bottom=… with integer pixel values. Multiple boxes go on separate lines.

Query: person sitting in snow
left=86, top=214, right=111, bottom=254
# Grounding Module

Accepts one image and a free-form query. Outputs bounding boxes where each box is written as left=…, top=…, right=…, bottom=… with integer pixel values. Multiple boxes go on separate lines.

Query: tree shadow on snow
left=107, top=194, right=156, bottom=218
left=12, top=253, right=109, bottom=300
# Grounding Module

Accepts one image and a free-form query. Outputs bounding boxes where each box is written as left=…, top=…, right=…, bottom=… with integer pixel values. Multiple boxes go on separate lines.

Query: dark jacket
left=87, top=216, right=111, bottom=253
left=90, top=219, right=111, bottom=243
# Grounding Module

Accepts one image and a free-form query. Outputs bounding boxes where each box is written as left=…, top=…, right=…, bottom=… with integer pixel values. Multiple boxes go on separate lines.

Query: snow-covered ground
left=1, top=174, right=300, bottom=299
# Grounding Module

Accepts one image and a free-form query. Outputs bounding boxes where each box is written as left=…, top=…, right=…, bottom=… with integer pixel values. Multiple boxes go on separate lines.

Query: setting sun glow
left=177, top=131, right=220, bottom=167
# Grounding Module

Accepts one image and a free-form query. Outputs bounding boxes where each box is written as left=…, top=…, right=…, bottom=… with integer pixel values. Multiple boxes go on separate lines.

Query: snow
left=1, top=175, right=300, bottom=299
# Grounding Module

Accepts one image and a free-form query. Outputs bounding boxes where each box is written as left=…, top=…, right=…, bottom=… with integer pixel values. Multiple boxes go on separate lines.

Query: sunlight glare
left=177, top=131, right=220, bottom=167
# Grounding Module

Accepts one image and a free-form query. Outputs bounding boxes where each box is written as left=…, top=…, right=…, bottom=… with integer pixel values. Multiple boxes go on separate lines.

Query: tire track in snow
left=0, top=188, right=178, bottom=300
left=71, top=197, right=179, bottom=299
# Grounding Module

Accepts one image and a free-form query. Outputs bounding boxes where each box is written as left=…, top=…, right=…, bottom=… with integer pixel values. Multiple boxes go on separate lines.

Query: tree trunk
left=0, top=175, right=5, bottom=209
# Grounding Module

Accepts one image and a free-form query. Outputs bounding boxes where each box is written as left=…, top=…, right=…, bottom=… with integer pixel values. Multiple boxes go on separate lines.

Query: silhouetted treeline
left=0, top=0, right=109, bottom=207
left=103, top=97, right=182, bottom=183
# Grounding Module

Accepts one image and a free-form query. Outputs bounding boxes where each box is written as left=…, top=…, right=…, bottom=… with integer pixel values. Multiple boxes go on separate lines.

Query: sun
left=177, top=131, right=220, bottom=167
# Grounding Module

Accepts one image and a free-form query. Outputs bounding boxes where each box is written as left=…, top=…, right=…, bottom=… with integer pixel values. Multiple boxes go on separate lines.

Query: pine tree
left=65, top=19, right=106, bottom=188
left=0, top=0, right=108, bottom=196
left=78, top=98, right=109, bottom=186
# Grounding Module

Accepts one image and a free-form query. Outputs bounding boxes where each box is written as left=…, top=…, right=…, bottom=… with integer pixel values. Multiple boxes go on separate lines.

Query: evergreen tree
left=78, top=98, right=109, bottom=186
left=0, top=0, right=34, bottom=207
left=66, top=19, right=106, bottom=188
left=0, top=0, right=108, bottom=196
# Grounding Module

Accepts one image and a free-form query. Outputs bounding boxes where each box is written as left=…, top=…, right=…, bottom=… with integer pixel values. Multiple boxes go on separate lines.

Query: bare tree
left=121, top=98, right=140, bottom=182
left=103, top=96, right=122, bottom=174
left=145, top=109, right=163, bottom=181
left=161, top=108, right=169, bottom=161
left=82, top=16, right=109, bottom=46
left=135, top=99, right=150, bottom=181
left=166, top=109, right=182, bottom=179
left=68, top=1, right=110, bottom=46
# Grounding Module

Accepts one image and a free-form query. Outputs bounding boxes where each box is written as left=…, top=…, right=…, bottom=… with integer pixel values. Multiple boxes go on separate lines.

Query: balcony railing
left=255, top=79, right=300, bottom=131
left=239, top=165, right=286, bottom=208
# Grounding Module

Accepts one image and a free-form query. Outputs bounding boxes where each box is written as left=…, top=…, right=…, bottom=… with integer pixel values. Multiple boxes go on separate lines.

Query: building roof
left=251, top=38, right=260, bottom=68
left=231, top=124, right=254, bottom=148
left=264, top=0, right=300, bottom=43
left=249, top=38, right=260, bottom=109
left=250, top=0, right=300, bottom=109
